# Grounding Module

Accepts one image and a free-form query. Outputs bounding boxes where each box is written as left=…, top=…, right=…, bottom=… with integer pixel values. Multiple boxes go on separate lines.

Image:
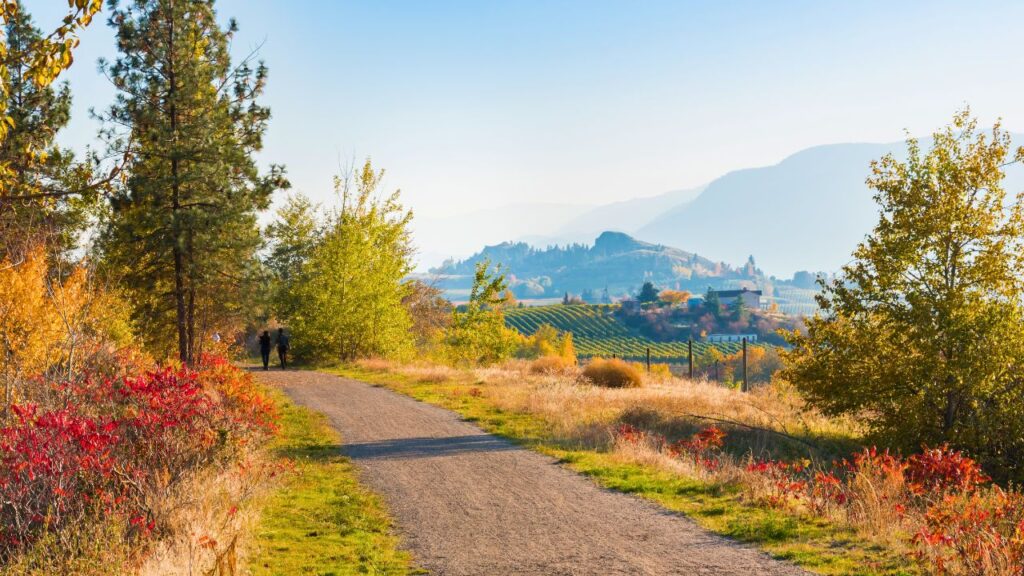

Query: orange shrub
left=582, top=358, right=642, bottom=388
left=530, top=355, right=574, bottom=374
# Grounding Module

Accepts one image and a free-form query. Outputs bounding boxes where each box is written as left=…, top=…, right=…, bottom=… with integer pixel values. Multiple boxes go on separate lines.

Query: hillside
left=418, top=139, right=1024, bottom=276
left=639, top=138, right=1024, bottom=275
left=432, top=231, right=762, bottom=298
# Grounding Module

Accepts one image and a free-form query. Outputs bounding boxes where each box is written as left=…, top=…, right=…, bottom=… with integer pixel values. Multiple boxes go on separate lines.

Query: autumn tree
left=0, top=2, right=101, bottom=259
left=281, top=161, right=414, bottom=362
left=403, top=279, right=453, bottom=353
left=659, top=289, right=691, bottom=307
left=783, top=111, right=1024, bottom=481
left=98, top=0, right=287, bottom=363
left=0, top=1, right=100, bottom=154
left=264, top=193, right=321, bottom=323
left=444, top=260, right=521, bottom=365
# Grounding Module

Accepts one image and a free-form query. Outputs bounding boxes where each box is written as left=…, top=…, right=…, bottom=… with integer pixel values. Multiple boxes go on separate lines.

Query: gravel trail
left=257, top=369, right=807, bottom=576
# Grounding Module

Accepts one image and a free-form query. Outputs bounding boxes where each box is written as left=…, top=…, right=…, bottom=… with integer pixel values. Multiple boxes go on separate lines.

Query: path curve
left=258, top=369, right=807, bottom=576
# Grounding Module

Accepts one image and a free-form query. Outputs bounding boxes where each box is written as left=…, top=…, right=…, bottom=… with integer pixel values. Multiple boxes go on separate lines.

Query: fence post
left=742, top=337, right=748, bottom=393
left=688, top=339, right=693, bottom=379
left=646, top=347, right=651, bottom=372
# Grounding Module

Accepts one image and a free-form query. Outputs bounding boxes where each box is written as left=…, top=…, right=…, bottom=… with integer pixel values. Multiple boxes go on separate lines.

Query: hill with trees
left=432, top=231, right=771, bottom=300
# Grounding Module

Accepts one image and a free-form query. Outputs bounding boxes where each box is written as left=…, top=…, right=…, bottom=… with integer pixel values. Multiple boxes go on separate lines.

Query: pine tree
left=704, top=287, right=721, bottom=319
left=98, top=0, right=287, bottom=363
left=638, top=281, right=659, bottom=304
left=0, top=2, right=91, bottom=259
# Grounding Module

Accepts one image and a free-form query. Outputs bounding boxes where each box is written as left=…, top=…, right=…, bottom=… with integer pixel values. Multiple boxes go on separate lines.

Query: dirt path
left=257, top=369, right=807, bottom=576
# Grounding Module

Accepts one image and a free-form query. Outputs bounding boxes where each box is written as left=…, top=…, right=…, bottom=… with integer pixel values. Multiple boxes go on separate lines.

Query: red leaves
left=616, top=423, right=646, bottom=445
left=667, top=426, right=726, bottom=472
left=912, top=487, right=1024, bottom=574
left=616, top=424, right=726, bottom=473
left=906, top=445, right=989, bottom=496
left=0, top=357, right=276, bottom=556
left=615, top=421, right=1020, bottom=574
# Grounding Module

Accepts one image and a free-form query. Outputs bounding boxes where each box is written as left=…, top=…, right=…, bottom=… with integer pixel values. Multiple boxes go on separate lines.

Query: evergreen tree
left=729, top=296, right=749, bottom=323
left=638, top=281, right=659, bottom=304
left=98, top=0, right=287, bottom=363
left=0, top=2, right=94, bottom=259
left=704, top=287, right=721, bottom=318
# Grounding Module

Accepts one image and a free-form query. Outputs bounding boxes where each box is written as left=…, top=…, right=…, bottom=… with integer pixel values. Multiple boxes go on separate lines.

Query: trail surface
left=258, top=369, right=806, bottom=576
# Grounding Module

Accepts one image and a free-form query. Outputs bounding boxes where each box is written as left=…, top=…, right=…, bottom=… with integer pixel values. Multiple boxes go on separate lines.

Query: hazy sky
left=28, top=0, right=1024, bottom=219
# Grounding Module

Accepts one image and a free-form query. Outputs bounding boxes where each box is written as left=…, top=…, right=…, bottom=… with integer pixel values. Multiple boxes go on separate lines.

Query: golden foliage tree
left=783, top=111, right=1024, bottom=481
left=282, top=161, right=414, bottom=362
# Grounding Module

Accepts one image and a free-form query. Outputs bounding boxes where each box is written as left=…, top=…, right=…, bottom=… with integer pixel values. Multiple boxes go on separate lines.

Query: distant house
left=620, top=299, right=641, bottom=313
left=711, top=288, right=762, bottom=310
left=707, top=333, right=758, bottom=343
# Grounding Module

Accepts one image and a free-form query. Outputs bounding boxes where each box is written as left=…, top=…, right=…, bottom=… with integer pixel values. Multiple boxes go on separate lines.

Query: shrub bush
left=529, top=355, right=574, bottom=375
left=0, top=356, right=275, bottom=562
left=582, top=358, right=642, bottom=388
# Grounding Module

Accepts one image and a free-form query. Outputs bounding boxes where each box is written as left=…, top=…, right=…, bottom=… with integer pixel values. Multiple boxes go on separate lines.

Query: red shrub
left=667, top=426, right=726, bottom=471
left=0, top=405, right=122, bottom=549
left=616, top=423, right=645, bottom=444
left=907, top=445, right=989, bottom=496
left=0, top=357, right=275, bottom=558
left=746, top=458, right=809, bottom=506
left=913, top=487, right=1024, bottom=575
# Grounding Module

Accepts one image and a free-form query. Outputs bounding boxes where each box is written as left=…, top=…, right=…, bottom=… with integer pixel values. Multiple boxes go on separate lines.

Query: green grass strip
left=249, top=386, right=421, bottom=576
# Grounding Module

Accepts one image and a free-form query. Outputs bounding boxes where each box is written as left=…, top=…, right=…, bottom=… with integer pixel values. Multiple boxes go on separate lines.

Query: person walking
left=276, top=327, right=290, bottom=369
left=258, top=330, right=272, bottom=371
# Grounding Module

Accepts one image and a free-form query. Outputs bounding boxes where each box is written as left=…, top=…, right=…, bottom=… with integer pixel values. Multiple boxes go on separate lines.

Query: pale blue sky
left=27, top=0, right=1024, bottom=221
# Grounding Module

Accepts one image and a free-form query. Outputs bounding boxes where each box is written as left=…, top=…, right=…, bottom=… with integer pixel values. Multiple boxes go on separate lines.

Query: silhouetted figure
left=258, top=330, right=272, bottom=371
left=276, top=328, right=290, bottom=369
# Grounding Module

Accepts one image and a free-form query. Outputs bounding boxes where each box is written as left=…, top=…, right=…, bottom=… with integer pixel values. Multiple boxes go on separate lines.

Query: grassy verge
left=249, top=385, right=420, bottom=575
left=329, top=363, right=915, bottom=576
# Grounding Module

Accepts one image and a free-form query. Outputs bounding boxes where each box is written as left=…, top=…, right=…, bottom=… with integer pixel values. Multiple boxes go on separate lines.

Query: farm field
left=504, top=304, right=759, bottom=364
left=768, top=285, right=821, bottom=317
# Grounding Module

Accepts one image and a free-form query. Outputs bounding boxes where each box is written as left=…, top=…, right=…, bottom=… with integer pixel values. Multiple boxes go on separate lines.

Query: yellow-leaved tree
left=783, top=110, right=1024, bottom=482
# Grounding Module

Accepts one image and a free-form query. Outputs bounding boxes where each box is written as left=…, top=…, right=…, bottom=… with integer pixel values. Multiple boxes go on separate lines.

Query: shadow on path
left=343, top=434, right=518, bottom=461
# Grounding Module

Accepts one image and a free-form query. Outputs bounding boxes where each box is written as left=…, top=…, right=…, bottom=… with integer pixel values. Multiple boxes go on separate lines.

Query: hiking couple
left=259, top=328, right=290, bottom=370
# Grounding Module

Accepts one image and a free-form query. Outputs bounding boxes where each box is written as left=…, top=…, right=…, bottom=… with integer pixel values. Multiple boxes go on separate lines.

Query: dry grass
left=138, top=451, right=283, bottom=576
left=357, top=358, right=859, bottom=461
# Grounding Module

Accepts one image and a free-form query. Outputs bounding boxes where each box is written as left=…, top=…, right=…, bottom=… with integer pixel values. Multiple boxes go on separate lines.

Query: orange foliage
left=0, top=249, right=80, bottom=395
left=658, top=289, right=691, bottom=306
left=0, top=247, right=132, bottom=407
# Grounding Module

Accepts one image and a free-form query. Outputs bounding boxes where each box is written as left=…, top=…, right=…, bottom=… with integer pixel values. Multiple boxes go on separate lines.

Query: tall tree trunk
left=167, top=0, right=189, bottom=365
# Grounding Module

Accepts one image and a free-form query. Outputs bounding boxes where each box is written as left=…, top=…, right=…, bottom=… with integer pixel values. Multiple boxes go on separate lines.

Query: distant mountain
left=412, top=202, right=594, bottom=270
left=524, top=187, right=706, bottom=247
left=416, top=138, right=1024, bottom=277
left=637, top=139, right=1024, bottom=276
left=412, top=188, right=704, bottom=271
left=432, top=231, right=761, bottom=298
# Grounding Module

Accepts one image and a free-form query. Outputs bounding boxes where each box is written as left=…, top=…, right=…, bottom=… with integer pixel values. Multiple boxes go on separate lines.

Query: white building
left=711, top=288, right=762, bottom=309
